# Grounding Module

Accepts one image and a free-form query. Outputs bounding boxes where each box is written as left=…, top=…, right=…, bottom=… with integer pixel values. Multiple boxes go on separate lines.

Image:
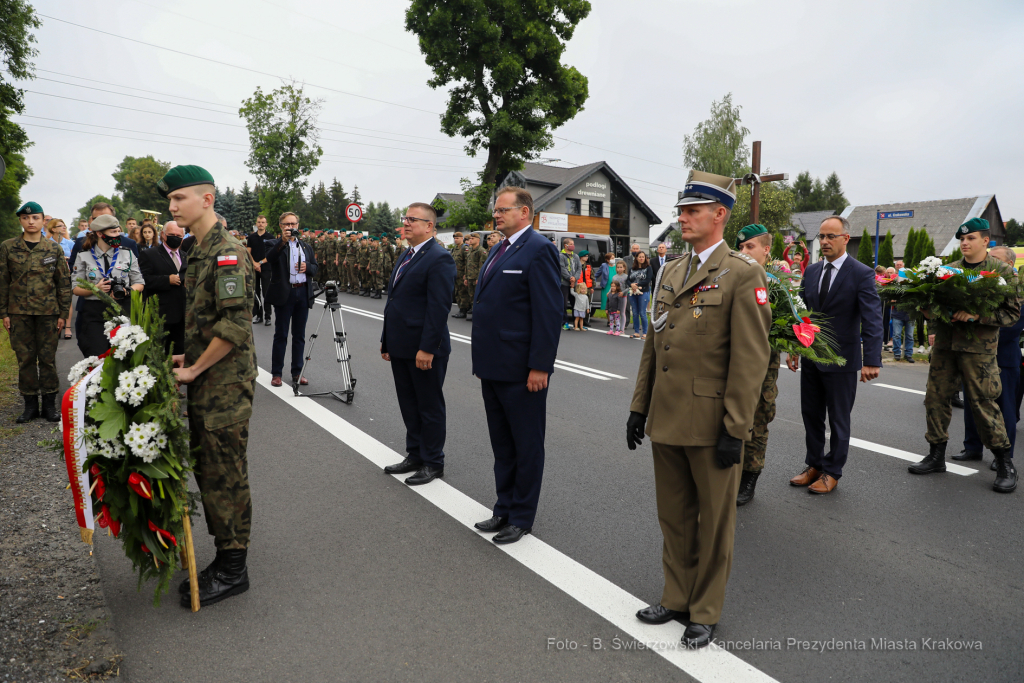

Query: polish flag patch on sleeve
left=755, top=287, right=768, bottom=305
left=217, top=255, right=238, bottom=266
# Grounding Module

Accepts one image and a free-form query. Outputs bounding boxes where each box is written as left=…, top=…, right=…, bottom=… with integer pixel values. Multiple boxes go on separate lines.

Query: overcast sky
left=14, top=0, right=1024, bottom=232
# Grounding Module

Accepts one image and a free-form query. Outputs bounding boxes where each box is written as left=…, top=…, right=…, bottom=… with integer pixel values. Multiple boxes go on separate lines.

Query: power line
left=38, top=14, right=439, bottom=115
left=253, top=0, right=420, bottom=56
left=553, top=135, right=684, bottom=172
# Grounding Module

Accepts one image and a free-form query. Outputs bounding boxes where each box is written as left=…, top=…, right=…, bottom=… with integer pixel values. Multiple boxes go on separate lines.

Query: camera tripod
left=295, top=283, right=356, bottom=404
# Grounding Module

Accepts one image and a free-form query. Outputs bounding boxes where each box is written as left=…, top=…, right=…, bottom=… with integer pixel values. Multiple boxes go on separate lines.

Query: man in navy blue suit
left=380, top=203, right=457, bottom=486
left=788, top=215, right=883, bottom=494
left=470, top=186, right=563, bottom=544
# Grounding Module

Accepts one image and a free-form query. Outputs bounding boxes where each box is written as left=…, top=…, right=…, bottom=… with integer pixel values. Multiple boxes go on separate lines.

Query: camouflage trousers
left=455, top=279, right=472, bottom=310
left=188, top=380, right=255, bottom=550
left=743, top=366, right=779, bottom=473
left=925, top=347, right=1009, bottom=450
left=369, top=271, right=384, bottom=292
left=9, top=314, right=60, bottom=395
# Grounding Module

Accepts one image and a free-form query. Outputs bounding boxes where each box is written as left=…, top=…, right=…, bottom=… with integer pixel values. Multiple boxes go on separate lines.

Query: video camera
left=312, top=280, right=340, bottom=305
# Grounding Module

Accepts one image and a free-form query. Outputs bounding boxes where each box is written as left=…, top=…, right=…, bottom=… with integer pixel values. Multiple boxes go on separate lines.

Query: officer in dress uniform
left=910, top=217, right=1019, bottom=493
left=159, top=165, right=257, bottom=607
left=626, top=171, right=771, bottom=648
left=0, top=202, right=72, bottom=423
left=734, top=224, right=780, bottom=506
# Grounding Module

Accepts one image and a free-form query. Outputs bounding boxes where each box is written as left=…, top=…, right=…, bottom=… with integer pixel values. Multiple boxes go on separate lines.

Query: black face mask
left=103, top=234, right=122, bottom=248
left=164, top=235, right=183, bottom=249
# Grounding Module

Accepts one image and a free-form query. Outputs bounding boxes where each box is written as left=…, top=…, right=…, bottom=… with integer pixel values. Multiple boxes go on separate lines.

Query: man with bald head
left=139, top=219, right=188, bottom=354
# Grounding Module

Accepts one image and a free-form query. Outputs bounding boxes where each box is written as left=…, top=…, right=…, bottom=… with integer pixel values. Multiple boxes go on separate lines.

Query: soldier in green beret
left=367, top=239, right=382, bottom=298
left=464, top=232, right=488, bottom=319
left=0, top=202, right=73, bottom=423
left=733, top=224, right=778, bottom=505
left=380, top=235, right=394, bottom=294
left=159, top=165, right=257, bottom=606
left=910, top=217, right=1019, bottom=493
left=357, top=237, right=371, bottom=295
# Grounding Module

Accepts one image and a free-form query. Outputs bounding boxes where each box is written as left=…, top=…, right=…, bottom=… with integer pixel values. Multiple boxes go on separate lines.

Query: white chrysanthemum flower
left=125, top=421, right=166, bottom=463
left=103, top=316, right=130, bottom=336
left=68, top=356, right=101, bottom=384
left=792, top=295, right=807, bottom=311
left=999, top=277, right=1007, bottom=286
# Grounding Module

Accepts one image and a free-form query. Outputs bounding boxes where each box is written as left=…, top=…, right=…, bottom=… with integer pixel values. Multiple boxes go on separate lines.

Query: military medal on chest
left=693, top=306, right=703, bottom=319
left=690, top=284, right=719, bottom=305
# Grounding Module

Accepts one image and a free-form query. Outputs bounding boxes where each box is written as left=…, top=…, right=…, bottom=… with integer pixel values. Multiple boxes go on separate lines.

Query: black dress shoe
left=636, top=604, right=688, bottom=624
left=405, top=465, right=443, bottom=486
left=383, top=457, right=422, bottom=475
left=181, top=549, right=249, bottom=608
left=952, top=449, right=983, bottom=461
left=474, top=516, right=508, bottom=532
left=493, top=524, right=530, bottom=544
left=682, top=622, right=716, bottom=649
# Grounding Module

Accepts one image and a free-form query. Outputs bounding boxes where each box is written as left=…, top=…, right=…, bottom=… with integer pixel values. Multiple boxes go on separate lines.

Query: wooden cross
left=734, top=141, right=788, bottom=224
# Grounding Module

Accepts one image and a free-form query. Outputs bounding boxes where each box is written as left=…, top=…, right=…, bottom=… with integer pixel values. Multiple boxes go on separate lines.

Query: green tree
left=306, top=181, right=330, bottom=233
left=405, top=0, right=591, bottom=186
left=903, top=228, right=918, bottom=266
left=724, top=178, right=794, bottom=249
left=214, top=188, right=237, bottom=227
left=75, top=194, right=130, bottom=226
left=235, top=181, right=261, bottom=232
left=1004, top=218, right=1023, bottom=246
left=793, top=170, right=848, bottom=213
left=239, top=81, right=323, bottom=224
left=0, top=149, right=30, bottom=241
left=943, top=246, right=961, bottom=264
left=856, top=228, right=874, bottom=266
left=821, top=172, right=849, bottom=213
left=112, top=155, right=172, bottom=221
left=920, top=234, right=936, bottom=261
left=435, top=179, right=496, bottom=231
left=327, top=178, right=348, bottom=232
left=682, top=93, right=749, bottom=177
left=878, top=230, right=894, bottom=267
left=770, top=233, right=785, bottom=261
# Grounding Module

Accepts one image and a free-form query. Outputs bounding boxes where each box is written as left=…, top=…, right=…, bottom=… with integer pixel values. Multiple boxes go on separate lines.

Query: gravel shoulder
left=0, top=332, right=122, bottom=681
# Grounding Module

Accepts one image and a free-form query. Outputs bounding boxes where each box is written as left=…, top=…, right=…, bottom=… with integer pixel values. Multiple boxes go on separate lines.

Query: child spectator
left=606, top=281, right=626, bottom=335
left=572, top=281, right=589, bottom=331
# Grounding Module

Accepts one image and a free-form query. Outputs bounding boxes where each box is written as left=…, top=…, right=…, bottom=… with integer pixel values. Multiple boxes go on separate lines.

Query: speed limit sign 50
left=346, top=203, right=363, bottom=223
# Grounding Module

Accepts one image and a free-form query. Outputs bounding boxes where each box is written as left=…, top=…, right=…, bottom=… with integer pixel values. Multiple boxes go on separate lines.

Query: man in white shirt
left=264, top=212, right=318, bottom=387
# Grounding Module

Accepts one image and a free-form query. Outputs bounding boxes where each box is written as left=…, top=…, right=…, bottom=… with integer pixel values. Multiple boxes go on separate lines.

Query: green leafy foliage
left=75, top=194, right=133, bottom=227
left=239, top=81, right=323, bottom=222
left=683, top=93, right=749, bottom=177
left=856, top=228, right=874, bottom=266
left=770, top=233, right=786, bottom=261
left=0, top=0, right=40, bottom=241
left=879, top=264, right=1020, bottom=332
left=435, top=179, right=496, bottom=231
left=943, top=246, right=962, bottom=265
left=724, top=178, right=794, bottom=249
left=0, top=145, right=30, bottom=241
left=405, top=0, right=591, bottom=185
left=904, top=228, right=918, bottom=266
left=766, top=266, right=845, bottom=366
left=792, top=171, right=849, bottom=213
left=1005, top=218, right=1023, bottom=247
left=112, top=155, right=172, bottom=222
left=879, top=230, right=894, bottom=268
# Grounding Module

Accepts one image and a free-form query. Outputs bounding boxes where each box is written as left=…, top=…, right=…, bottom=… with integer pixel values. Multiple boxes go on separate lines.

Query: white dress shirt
left=289, top=240, right=306, bottom=285
left=818, top=251, right=849, bottom=292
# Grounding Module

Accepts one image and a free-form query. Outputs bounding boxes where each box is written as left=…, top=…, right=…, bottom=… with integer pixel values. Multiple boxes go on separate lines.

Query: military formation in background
left=449, top=230, right=490, bottom=320
left=311, top=230, right=396, bottom=299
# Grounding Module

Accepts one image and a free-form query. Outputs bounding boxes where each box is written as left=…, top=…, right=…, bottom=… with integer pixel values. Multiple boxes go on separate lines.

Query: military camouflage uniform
left=743, top=350, right=780, bottom=473
left=454, top=243, right=471, bottom=310
left=466, top=244, right=488, bottom=307
left=925, top=254, right=1020, bottom=450
left=0, top=236, right=72, bottom=395
left=381, top=239, right=394, bottom=287
left=183, top=222, right=256, bottom=551
left=357, top=241, right=370, bottom=290
left=368, top=243, right=383, bottom=292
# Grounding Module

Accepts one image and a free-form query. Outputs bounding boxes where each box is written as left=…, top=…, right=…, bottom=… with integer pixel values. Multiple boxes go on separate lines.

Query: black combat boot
left=40, top=393, right=60, bottom=422
left=15, top=395, right=39, bottom=423
left=952, top=448, right=983, bottom=461
left=736, top=470, right=760, bottom=506
left=361, top=288, right=370, bottom=297
left=951, top=392, right=964, bottom=409
left=909, top=442, right=947, bottom=474
left=452, top=310, right=467, bottom=319
left=371, top=290, right=381, bottom=299
left=179, top=549, right=225, bottom=594
left=992, top=449, right=1017, bottom=493
left=182, top=549, right=249, bottom=608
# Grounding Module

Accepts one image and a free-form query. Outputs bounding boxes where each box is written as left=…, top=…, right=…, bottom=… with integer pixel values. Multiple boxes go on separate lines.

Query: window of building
left=566, top=198, right=581, bottom=215
left=588, top=200, right=603, bottom=217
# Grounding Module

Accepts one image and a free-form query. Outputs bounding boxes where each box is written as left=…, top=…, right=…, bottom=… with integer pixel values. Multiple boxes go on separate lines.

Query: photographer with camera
left=71, top=214, right=144, bottom=357
left=264, top=211, right=318, bottom=387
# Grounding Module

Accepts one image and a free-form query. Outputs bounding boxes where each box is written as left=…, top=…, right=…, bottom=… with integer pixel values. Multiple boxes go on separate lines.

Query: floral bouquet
left=765, top=265, right=846, bottom=366
left=62, top=287, right=193, bottom=604
left=877, top=256, right=1020, bottom=326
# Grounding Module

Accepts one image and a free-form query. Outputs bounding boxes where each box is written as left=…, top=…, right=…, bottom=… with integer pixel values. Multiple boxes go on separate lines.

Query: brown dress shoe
left=808, top=473, right=838, bottom=494
left=789, top=466, right=820, bottom=486
left=271, top=376, right=283, bottom=387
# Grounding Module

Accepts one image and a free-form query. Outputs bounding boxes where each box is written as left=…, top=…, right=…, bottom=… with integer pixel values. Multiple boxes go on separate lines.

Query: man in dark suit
left=470, top=186, right=563, bottom=544
left=788, top=215, right=883, bottom=494
left=651, top=241, right=668, bottom=281
left=380, top=203, right=457, bottom=486
left=264, top=212, right=318, bottom=388
left=138, top=220, right=187, bottom=355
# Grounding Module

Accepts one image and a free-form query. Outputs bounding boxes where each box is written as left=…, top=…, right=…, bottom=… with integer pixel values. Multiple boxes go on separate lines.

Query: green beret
left=156, top=165, right=215, bottom=198
left=16, top=201, right=43, bottom=216
left=956, top=217, right=990, bottom=238
left=578, top=250, right=589, bottom=257
left=735, top=223, right=768, bottom=249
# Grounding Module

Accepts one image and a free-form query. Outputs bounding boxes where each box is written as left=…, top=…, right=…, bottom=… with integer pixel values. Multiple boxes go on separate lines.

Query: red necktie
left=481, top=239, right=509, bottom=284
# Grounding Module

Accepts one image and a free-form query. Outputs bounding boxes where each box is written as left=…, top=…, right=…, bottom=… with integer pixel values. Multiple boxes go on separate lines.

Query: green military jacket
left=630, top=243, right=772, bottom=446
left=0, top=236, right=72, bottom=317
left=453, top=243, right=468, bottom=275
left=368, top=245, right=382, bottom=272
left=184, top=222, right=257, bottom=394
left=932, top=254, right=1020, bottom=355
left=466, top=246, right=488, bottom=282
left=358, top=244, right=370, bottom=268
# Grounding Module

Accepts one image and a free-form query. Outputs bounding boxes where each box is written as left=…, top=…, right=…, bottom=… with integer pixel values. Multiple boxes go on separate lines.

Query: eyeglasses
left=281, top=222, right=299, bottom=227
left=819, top=233, right=849, bottom=242
left=492, top=206, right=521, bottom=216
left=401, top=216, right=431, bottom=223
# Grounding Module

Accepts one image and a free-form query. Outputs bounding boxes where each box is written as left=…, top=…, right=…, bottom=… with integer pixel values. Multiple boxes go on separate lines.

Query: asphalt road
left=55, top=293, right=1024, bottom=683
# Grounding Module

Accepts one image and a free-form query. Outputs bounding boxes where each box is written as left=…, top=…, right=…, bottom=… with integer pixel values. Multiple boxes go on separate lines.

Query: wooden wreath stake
left=182, top=507, right=200, bottom=612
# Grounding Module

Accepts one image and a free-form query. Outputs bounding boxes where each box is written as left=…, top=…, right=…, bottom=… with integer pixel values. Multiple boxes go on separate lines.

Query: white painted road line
left=875, top=383, right=927, bottom=396
left=327, top=301, right=624, bottom=382
left=256, top=367, right=778, bottom=683
left=849, top=437, right=977, bottom=476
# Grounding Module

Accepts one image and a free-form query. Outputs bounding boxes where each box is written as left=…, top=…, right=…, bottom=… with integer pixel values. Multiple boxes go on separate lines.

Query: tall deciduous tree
left=435, top=179, right=496, bottom=231
left=724, top=176, right=794, bottom=249
left=856, top=228, right=874, bottom=266
left=0, top=0, right=40, bottom=240
left=682, top=93, right=750, bottom=178
left=1004, top=218, right=1023, bottom=247
left=75, top=194, right=130, bottom=226
left=405, top=0, right=591, bottom=186
left=112, top=155, right=172, bottom=221
left=239, top=81, right=323, bottom=223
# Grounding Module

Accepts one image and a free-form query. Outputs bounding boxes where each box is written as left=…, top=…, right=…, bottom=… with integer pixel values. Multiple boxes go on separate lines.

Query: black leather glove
left=626, top=411, right=647, bottom=450
left=714, top=432, right=743, bottom=469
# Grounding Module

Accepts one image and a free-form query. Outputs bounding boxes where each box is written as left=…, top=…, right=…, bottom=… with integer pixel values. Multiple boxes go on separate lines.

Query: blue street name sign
left=877, top=210, right=914, bottom=220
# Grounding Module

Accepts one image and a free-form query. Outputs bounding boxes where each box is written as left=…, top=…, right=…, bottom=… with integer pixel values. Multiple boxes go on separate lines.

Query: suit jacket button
left=716, top=390, right=722, bottom=396
left=664, top=345, right=670, bottom=350
left=662, top=366, right=668, bottom=372
left=700, top=298, right=704, bottom=303
left=674, top=303, right=681, bottom=308
left=669, top=323, right=675, bottom=329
